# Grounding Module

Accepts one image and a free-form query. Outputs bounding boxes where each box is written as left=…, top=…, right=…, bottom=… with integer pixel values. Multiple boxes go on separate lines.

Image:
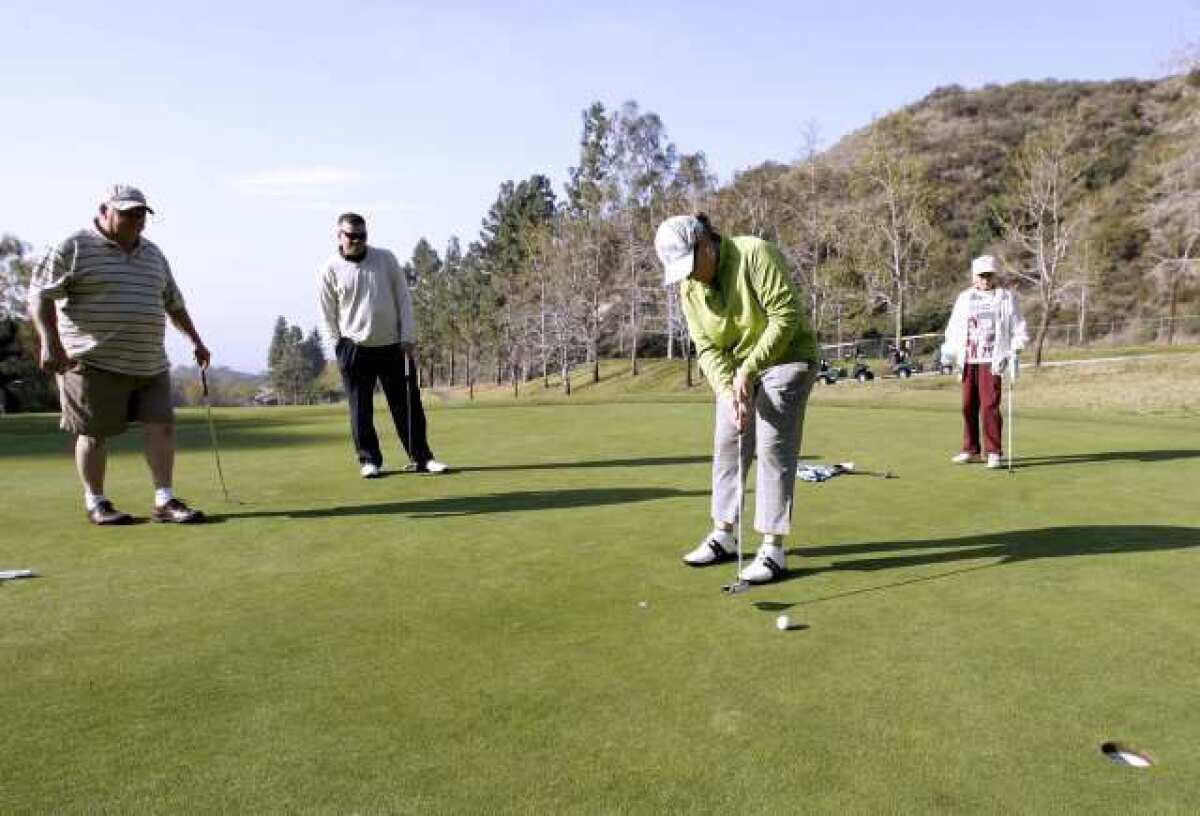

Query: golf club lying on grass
left=0, top=569, right=38, bottom=582
left=200, top=367, right=243, bottom=504
left=722, top=428, right=751, bottom=595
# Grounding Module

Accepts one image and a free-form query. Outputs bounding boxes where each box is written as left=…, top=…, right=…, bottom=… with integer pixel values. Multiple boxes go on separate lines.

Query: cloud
left=291, top=200, right=426, bottom=217
left=226, top=166, right=367, bottom=196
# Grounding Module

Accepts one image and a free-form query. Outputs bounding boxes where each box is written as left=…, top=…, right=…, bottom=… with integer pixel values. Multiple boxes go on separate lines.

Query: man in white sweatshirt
left=318, top=213, right=448, bottom=478
left=940, top=255, right=1028, bottom=469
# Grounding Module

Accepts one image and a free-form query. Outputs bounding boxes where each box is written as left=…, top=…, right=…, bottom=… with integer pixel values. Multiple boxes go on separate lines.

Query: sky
left=2, top=0, right=1197, bottom=372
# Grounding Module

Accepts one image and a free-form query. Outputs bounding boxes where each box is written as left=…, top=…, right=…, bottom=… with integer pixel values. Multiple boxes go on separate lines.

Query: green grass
left=2, top=386, right=1199, bottom=813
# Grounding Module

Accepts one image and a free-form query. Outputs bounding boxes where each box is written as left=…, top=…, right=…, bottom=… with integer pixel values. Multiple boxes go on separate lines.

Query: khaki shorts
left=57, top=365, right=174, bottom=438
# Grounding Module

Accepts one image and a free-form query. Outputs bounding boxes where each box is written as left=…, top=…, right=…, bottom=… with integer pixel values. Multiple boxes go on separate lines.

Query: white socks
left=711, top=528, right=734, bottom=546
left=87, top=489, right=175, bottom=509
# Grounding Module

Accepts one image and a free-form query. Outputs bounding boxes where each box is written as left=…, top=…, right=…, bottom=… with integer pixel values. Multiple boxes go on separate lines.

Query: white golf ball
left=638, top=601, right=648, bottom=608
left=776, top=614, right=790, bottom=631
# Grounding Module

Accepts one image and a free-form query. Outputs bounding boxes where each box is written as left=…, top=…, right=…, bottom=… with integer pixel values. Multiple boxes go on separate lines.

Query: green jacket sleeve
left=682, top=290, right=736, bottom=396
left=739, top=242, right=801, bottom=379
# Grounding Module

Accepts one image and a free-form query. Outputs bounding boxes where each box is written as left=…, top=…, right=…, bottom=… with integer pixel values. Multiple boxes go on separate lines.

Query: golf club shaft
left=201, top=368, right=232, bottom=501
left=736, top=426, right=744, bottom=581
left=1007, top=366, right=1014, bottom=473
left=404, top=351, right=415, bottom=467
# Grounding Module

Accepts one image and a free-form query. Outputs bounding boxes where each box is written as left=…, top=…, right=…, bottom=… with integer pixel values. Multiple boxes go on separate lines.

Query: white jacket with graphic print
left=940, top=287, right=1028, bottom=378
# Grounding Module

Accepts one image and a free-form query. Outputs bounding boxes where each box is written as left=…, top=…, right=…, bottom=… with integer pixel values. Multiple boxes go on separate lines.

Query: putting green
left=1, top=397, right=1197, bottom=813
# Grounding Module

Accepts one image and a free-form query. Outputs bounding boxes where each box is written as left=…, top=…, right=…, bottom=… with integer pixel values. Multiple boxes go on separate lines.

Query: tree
left=267, top=316, right=290, bottom=375
left=851, top=114, right=935, bottom=348
left=408, top=238, right=443, bottom=384
left=0, top=236, right=55, bottom=412
left=999, top=119, right=1088, bottom=364
left=477, top=175, right=557, bottom=395
left=1, top=234, right=34, bottom=321
left=301, top=328, right=326, bottom=390
left=611, top=100, right=677, bottom=375
left=1142, top=110, right=1200, bottom=344
left=265, top=317, right=322, bottom=404
left=564, top=102, right=620, bottom=383
left=454, top=243, right=495, bottom=399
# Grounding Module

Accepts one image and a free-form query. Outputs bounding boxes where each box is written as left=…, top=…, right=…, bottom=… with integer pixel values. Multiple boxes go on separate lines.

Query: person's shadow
left=1011, top=450, right=1200, bottom=469
left=213, top=486, right=709, bottom=521
left=774, top=525, right=1200, bottom=600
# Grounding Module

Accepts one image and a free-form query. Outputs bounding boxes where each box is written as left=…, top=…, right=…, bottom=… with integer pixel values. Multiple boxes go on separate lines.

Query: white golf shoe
left=986, top=453, right=1003, bottom=469
left=739, top=542, right=787, bottom=584
left=951, top=452, right=981, bottom=464
left=360, top=463, right=382, bottom=478
left=422, top=459, right=449, bottom=474
left=682, top=532, right=735, bottom=566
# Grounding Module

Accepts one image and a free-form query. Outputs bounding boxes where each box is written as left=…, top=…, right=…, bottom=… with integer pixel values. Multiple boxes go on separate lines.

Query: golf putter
left=404, top=351, right=417, bottom=472
left=1007, top=356, right=1017, bottom=474
left=200, top=368, right=236, bottom=503
left=0, top=569, right=38, bottom=582
left=722, top=425, right=751, bottom=595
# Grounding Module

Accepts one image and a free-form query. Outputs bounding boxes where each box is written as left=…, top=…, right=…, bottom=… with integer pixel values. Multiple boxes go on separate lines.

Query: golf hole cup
left=776, top=614, right=790, bottom=631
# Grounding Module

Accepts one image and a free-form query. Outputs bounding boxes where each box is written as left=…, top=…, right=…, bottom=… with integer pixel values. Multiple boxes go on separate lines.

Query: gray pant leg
left=711, top=394, right=754, bottom=527
left=753, top=363, right=818, bottom=536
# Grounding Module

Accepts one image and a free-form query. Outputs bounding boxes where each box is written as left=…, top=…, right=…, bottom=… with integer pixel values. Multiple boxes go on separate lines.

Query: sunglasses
left=340, top=231, right=367, bottom=241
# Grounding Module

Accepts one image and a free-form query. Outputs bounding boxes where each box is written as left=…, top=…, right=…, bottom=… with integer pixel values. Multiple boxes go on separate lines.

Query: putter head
left=721, top=580, right=751, bottom=595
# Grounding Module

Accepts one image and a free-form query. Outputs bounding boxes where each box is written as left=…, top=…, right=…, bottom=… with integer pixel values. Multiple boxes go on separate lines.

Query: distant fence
left=819, top=316, right=1200, bottom=361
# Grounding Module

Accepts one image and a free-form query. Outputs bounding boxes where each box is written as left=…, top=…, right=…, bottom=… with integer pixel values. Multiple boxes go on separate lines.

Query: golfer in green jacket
left=655, top=214, right=819, bottom=584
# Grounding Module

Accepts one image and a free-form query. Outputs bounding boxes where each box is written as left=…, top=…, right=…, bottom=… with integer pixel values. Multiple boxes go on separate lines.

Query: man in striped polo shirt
left=30, top=185, right=211, bottom=525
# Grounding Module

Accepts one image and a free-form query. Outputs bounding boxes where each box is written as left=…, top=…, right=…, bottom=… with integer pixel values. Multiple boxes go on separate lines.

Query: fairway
left=2, top=397, right=1198, bottom=813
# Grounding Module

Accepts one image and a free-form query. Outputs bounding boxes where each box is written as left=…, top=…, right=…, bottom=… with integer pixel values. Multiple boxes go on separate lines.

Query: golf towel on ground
left=797, top=462, right=855, bottom=483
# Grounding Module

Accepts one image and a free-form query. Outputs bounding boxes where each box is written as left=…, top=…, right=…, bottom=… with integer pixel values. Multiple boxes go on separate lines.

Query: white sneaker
left=360, top=463, right=382, bottom=478
left=986, top=453, right=1003, bottom=469
left=739, top=543, right=787, bottom=584
left=421, top=459, right=449, bottom=474
left=682, top=533, right=735, bottom=566
left=951, top=452, right=980, bottom=464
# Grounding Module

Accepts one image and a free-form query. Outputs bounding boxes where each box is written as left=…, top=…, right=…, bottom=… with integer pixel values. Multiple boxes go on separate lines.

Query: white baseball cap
left=655, top=215, right=703, bottom=285
left=971, top=255, right=997, bottom=277
left=103, top=184, right=155, bottom=214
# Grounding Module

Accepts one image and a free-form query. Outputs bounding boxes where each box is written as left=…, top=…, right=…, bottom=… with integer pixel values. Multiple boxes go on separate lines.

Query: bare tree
left=1143, top=138, right=1200, bottom=344
left=999, top=119, right=1087, bottom=365
left=852, top=114, right=934, bottom=347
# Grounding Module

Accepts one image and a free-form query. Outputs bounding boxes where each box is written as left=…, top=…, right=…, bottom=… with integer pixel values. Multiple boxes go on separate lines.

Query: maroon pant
left=961, top=363, right=1003, bottom=455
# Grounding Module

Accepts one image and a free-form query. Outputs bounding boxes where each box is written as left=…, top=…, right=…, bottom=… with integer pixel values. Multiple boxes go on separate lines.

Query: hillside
left=716, top=72, right=1200, bottom=337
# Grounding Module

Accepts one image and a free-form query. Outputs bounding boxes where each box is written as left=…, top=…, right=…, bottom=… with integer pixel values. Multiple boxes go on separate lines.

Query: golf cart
left=850, top=359, right=875, bottom=382
left=887, top=343, right=923, bottom=379
left=818, top=356, right=873, bottom=384
left=818, top=359, right=844, bottom=385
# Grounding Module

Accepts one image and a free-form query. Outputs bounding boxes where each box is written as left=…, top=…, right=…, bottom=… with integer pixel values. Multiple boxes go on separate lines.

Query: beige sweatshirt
left=318, top=246, right=415, bottom=349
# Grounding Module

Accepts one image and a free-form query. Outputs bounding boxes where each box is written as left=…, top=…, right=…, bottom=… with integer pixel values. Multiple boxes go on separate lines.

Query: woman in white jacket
left=940, top=255, right=1028, bottom=468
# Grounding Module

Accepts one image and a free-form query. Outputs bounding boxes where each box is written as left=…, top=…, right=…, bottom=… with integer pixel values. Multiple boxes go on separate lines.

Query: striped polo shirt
left=31, top=224, right=185, bottom=376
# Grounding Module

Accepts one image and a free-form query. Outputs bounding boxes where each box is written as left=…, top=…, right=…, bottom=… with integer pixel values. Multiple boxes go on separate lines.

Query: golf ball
left=776, top=614, right=790, bottom=631
left=638, top=601, right=648, bottom=608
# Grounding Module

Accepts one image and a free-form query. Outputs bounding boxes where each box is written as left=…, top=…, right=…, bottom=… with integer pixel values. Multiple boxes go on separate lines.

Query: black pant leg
left=338, top=341, right=382, bottom=466
left=377, top=345, right=435, bottom=465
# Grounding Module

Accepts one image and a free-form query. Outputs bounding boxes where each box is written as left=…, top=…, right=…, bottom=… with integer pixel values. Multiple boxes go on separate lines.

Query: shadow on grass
left=1012, top=450, right=1200, bottom=469
left=779, top=525, right=1200, bottom=603
left=213, top=486, right=709, bottom=521
left=456, top=455, right=711, bottom=473
left=0, top=413, right=340, bottom=458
